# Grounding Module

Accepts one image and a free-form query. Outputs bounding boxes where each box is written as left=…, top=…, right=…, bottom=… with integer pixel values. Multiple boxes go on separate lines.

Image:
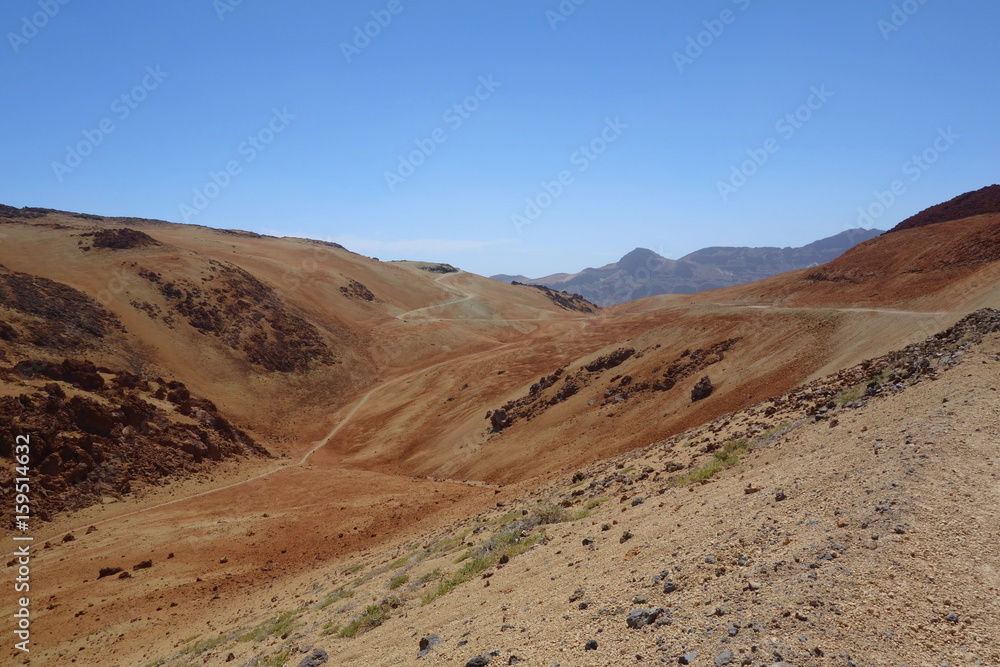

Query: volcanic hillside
left=0, top=207, right=597, bottom=517
left=889, top=184, right=1000, bottom=232
left=1, top=189, right=998, bottom=666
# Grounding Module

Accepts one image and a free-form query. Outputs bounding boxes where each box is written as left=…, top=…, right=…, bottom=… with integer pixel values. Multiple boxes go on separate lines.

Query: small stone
left=464, top=655, right=492, bottom=667
left=220, top=556, right=228, bottom=564
left=663, top=581, right=678, bottom=594
left=727, top=624, right=739, bottom=637
left=418, top=634, right=443, bottom=658
left=679, top=651, right=698, bottom=664
left=296, top=648, right=328, bottom=667
left=631, top=497, right=644, bottom=507
left=746, top=581, right=762, bottom=591
left=626, top=608, right=663, bottom=629
left=633, top=595, right=648, bottom=604
left=582, top=537, right=594, bottom=546
left=569, top=588, right=585, bottom=602
left=705, top=556, right=716, bottom=564
left=715, top=650, right=734, bottom=666
left=620, top=531, right=634, bottom=544
left=585, top=640, right=598, bottom=651
left=946, top=613, right=959, bottom=623
left=774, top=490, right=787, bottom=502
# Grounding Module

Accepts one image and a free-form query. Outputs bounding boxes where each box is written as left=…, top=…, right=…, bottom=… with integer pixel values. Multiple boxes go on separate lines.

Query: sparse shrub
left=388, top=573, right=409, bottom=590
left=338, top=603, right=391, bottom=638
left=238, top=610, right=300, bottom=643
left=257, top=650, right=292, bottom=667
left=317, top=587, right=353, bottom=609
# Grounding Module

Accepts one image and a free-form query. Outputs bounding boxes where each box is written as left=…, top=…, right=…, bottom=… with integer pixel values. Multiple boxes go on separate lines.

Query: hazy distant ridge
left=493, top=228, right=883, bottom=306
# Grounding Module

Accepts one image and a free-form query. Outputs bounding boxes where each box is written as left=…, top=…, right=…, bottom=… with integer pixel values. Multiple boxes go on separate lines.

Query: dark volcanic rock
left=691, top=376, right=714, bottom=402
left=489, top=409, right=512, bottom=433
left=626, top=607, right=664, bottom=629
left=418, top=634, right=443, bottom=658
left=296, top=648, right=329, bottom=667
left=90, top=228, right=160, bottom=250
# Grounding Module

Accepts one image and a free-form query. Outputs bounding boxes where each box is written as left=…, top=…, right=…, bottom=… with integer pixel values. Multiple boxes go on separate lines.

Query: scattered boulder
left=691, top=376, right=714, bottom=402
left=296, top=648, right=329, bottom=667
left=489, top=410, right=512, bottom=433
left=98, top=567, right=123, bottom=579
left=133, top=560, right=153, bottom=571
left=715, top=650, right=734, bottom=666
left=418, top=634, right=443, bottom=658
left=679, top=651, right=698, bottom=665
left=464, top=654, right=494, bottom=667
left=626, top=607, right=664, bottom=629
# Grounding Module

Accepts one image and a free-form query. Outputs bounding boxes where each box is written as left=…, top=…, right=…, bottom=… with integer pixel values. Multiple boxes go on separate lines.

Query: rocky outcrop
left=0, top=357, right=269, bottom=519
left=691, top=376, right=714, bottom=402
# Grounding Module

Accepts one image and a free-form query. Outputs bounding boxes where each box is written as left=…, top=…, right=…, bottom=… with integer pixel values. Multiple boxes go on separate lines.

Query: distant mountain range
left=492, top=228, right=884, bottom=306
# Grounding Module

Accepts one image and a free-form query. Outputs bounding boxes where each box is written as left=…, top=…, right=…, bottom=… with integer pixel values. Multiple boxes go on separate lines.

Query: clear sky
left=2, top=1, right=997, bottom=278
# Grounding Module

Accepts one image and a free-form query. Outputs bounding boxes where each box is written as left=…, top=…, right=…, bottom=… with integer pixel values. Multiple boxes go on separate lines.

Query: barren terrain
left=1, top=190, right=998, bottom=666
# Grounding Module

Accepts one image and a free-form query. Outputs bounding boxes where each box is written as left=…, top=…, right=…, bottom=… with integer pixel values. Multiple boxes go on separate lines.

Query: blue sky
left=2, top=1, right=997, bottom=278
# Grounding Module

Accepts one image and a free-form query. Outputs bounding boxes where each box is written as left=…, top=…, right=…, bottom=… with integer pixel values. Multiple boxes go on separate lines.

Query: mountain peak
left=617, top=248, right=663, bottom=273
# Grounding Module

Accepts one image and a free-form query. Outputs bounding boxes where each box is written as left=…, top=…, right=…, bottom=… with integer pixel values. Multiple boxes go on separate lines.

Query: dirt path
left=397, top=273, right=474, bottom=321
left=729, top=304, right=956, bottom=315
left=12, top=314, right=585, bottom=550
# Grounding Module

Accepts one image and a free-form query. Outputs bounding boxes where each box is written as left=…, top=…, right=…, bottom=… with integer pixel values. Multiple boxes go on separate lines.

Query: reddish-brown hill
left=889, top=183, right=1000, bottom=232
